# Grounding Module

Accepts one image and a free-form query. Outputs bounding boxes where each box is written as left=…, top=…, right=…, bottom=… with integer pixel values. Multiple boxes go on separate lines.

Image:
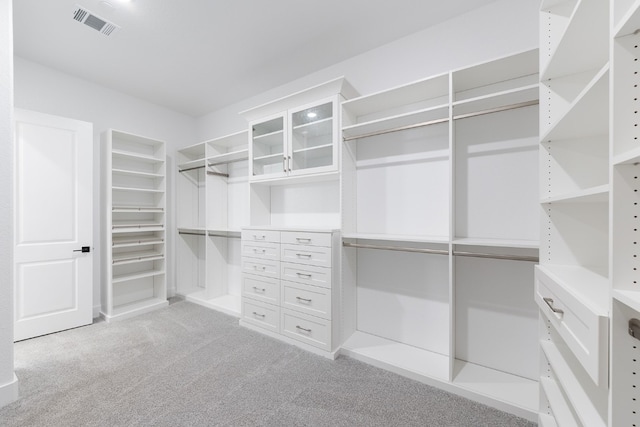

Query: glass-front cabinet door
left=250, top=114, right=286, bottom=179
left=288, top=98, right=337, bottom=176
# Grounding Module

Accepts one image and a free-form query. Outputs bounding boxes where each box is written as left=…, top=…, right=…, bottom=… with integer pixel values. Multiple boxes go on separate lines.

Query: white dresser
left=240, top=227, right=340, bottom=357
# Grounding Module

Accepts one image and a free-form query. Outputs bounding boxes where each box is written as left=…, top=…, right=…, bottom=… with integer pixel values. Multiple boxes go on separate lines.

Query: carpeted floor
left=0, top=300, right=535, bottom=426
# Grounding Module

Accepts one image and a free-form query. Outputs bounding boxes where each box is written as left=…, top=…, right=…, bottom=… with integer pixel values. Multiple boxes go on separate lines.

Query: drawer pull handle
left=252, top=312, right=266, bottom=318
left=296, top=272, right=312, bottom=278
left=252, top=286, right=266, bottom=293
left=296, top=325, right=312, bottom=333
left=296, top=238, right=311, bottom=243
left=253, top=235, right=266, bottom=240
left=296, top=253, right=312, bottom=258
left=253, top=265, right=266, bottom=271
left=543, top=297, right=564, bottom=316
left=296, top=296, right=312, bottom=303
left=629, top=319, right=640, bottom=340
left=254, top=248, right=266, bottom=254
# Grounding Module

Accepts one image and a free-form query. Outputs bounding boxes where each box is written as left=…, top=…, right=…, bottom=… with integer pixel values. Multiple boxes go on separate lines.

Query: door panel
left=14, top=109, right=93, bottom=341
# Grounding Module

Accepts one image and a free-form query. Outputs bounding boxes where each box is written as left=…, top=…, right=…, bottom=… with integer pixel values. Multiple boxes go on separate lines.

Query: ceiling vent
left=72, top=5, right=119, bottom=36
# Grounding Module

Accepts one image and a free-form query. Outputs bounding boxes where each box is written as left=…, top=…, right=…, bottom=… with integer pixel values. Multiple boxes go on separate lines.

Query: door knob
left=73, top=246, right=91, bottom=253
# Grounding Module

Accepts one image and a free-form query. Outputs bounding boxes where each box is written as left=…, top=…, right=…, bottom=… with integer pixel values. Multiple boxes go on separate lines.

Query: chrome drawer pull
left=296, top=325, right=312, bottom=333
left=296, top=296, right=312, bottom=303
left=252, top=286, right=266, bottom=293
left=296, top=272, right=312, bottom=278
left=296, top=238, right=311, bottom=243
left=253, top=234, right=266, bottom=240
left=253, top=265, right=266, bottom=271
left=252, top=312, right=265, bottom=318
left=296, top=253, right=312, bottom=258
left=253, top=248, right=266, bottom=254
left=543, top=297, right=564, bottom=315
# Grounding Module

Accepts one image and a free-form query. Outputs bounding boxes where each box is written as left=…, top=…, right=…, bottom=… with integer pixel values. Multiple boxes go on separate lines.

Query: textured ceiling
left=13, top=0, right=498, bottom=116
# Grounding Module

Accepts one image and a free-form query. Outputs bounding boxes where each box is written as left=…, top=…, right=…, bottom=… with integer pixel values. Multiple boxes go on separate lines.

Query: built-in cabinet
left=100, top=129, right=167, bottom=321
left=176, top=59, right=541, bottom=420
left=538, top=0, right=640, bottom=425
left=340, top=49, right=540, bottom=420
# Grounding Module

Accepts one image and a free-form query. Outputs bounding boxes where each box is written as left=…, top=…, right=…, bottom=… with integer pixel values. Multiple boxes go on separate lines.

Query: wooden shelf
left=112, top=235, right=164, bottom=248
left=452, top=85, right=539, bottom=118
left=112, top=149, right=164, bottom=163
left=613, top=289, right=640, bottom=313
left=541, top=64, right=609, bottom=142
left=614, top=0, right=640, bottom=37
left=105, top=297, right=168, bottom=321
left=342, top=233, right=449, bottom=245
left=112, top=168, right=163, bottom=178
left=112, top=250, right=164, bottom=265
left=178, top=158, right=206, bottom=171
left=452, top=237, right=540, bottom=249
left=540, top=184, right=610, bottom=204
left=112, top=206, right=164, bottom=213
left=541, top=0, right=609, bottom=80
left=539, top=377, right=578, bottom=427
left=207, top=148, right=248, bottom=166
left=112, top=186, right=164, bottom=193
left=292, top=116, right=332, bottom=132
left=112, top=269, right=165, bottom=284
left=181, top=289, right=241, bottom=318
left=613, top=146, right=640, bottom=165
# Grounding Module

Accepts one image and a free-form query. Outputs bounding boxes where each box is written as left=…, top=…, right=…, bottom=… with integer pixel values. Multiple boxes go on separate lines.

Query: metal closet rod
left=178, top=165, right=229, bottom=178
left=342, top=99, right=539, bottom=142
left=342, top=242, right=538, bottom=262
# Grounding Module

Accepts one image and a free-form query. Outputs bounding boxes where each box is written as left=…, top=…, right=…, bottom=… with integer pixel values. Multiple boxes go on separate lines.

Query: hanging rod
left=342, top=99, right=539, bottom=142
left=342, top=242, right=449, bottom=256
left=207, top=171, right=230, bottom=178
left=452, top=99, right=539, bottom=121
left=208, top=232, right=241, bottom=239
left=178, top=165, right=205, bottom=173
left=178, top=230, right=206, bottom=236
left=453, top=250, right=538, bottom=263
left=342, top=242, right=538, bottom=262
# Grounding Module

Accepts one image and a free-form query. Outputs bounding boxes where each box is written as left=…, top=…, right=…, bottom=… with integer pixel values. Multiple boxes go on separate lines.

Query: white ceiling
left=13, top=0, right=498, bottom=117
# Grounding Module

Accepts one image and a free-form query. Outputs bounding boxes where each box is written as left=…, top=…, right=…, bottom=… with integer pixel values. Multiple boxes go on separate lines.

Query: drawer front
left=281, top=244, right=331, bottom=268
left=282, top=281, right=331, bottom=320
left=241, top=241, right=280, bottom=261
left=281, top=231, right=331, bottom=247
left=535, top=267, right=608, bottom=386
left=242, top=257, right=280, bottom=279
left=241, top=229, right=280, bottom=243
left=242, top=274, right=280, bottom=305
left=281, top=309, right=331, bottom=351
left=242, top=299, right=280, bottom=333
left=281, top=262, right=331, bottom=289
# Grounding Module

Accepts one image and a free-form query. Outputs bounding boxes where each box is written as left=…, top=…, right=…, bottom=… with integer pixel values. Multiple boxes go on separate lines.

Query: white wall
left=0, top=0, right=18, bottom=409
left=195, top=0, right=539, bottom=139
left=13, top=57, right=198, bottom=312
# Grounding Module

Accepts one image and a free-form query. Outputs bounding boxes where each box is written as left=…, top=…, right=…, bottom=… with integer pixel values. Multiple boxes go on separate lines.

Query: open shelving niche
left=176, top=130, right=249, bottom=317
left=101, top=129, right=167, bottom=321
left=339, top=49, right=540, bottom=421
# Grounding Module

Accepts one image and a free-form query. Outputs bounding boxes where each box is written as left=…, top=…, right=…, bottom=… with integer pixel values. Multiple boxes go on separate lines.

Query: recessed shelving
left=112, top=235, right=164, bottom=248
left=112, top=149, right=164, bottom=163
left=112, top=268, right=165, bottom=284
left=112, top=186, right=164, bottom=193
left=540, top=185, right=610, bottom=204
left=112, top=168, right=163, bottom=178
left=112, top=250, right=164, bottom=265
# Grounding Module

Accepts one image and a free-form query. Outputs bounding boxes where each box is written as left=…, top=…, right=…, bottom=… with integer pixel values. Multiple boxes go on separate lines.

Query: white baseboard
left=0, top=374, right=19, bottom=408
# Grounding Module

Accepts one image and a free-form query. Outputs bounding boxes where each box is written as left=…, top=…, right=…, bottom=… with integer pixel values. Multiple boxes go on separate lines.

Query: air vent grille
left=72, top=5, right=119, bottom=36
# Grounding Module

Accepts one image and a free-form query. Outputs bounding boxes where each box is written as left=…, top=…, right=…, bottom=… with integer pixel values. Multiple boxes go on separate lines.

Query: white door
left=13, top=109, right=94, bottom=341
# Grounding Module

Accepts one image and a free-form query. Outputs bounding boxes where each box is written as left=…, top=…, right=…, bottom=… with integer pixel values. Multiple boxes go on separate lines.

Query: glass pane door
left=251, top=116, right=285, bottom=178
left=290, top=101, right=334, bottom=174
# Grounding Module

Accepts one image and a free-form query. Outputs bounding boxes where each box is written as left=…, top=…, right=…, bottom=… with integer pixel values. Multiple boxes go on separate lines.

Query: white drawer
left=241, top=241, right=280, bottom=261
left=242, top=274, right=280, bottom=305
left=241, top=229, right=280, bottom=243
left=535, top=266, right=609, bottom=386
left=281, top=244, right=331, bottom=268
left=281, top=231, right=331, bottom=247
left=242, top=299, right=280, bottom=333
left=242, top=257, right=279, bottom=280
left=282, top=281, right=331, bottom=320
left=281, top=309, right=331, bottom=351
left=281, top=262, right=331, bottom=289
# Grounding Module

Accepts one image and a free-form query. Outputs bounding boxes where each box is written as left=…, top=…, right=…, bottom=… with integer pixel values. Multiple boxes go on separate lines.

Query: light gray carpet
left=0, top=300, right=535, bottom=426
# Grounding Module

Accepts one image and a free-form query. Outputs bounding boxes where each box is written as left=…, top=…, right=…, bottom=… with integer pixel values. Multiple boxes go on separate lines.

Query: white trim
left=0, top=374, right=19, bottom=408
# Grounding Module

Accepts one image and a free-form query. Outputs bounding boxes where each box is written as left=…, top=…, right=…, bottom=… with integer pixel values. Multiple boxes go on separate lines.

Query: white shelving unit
left=101, top=129, right=167, bottom=321
left=538, top=0, right=611, bottom=424
left=176, top=131, right=248, bottom=317
left=612, top=1, right=640, bottom=424
left=340, top=49, right=540, bottom=421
